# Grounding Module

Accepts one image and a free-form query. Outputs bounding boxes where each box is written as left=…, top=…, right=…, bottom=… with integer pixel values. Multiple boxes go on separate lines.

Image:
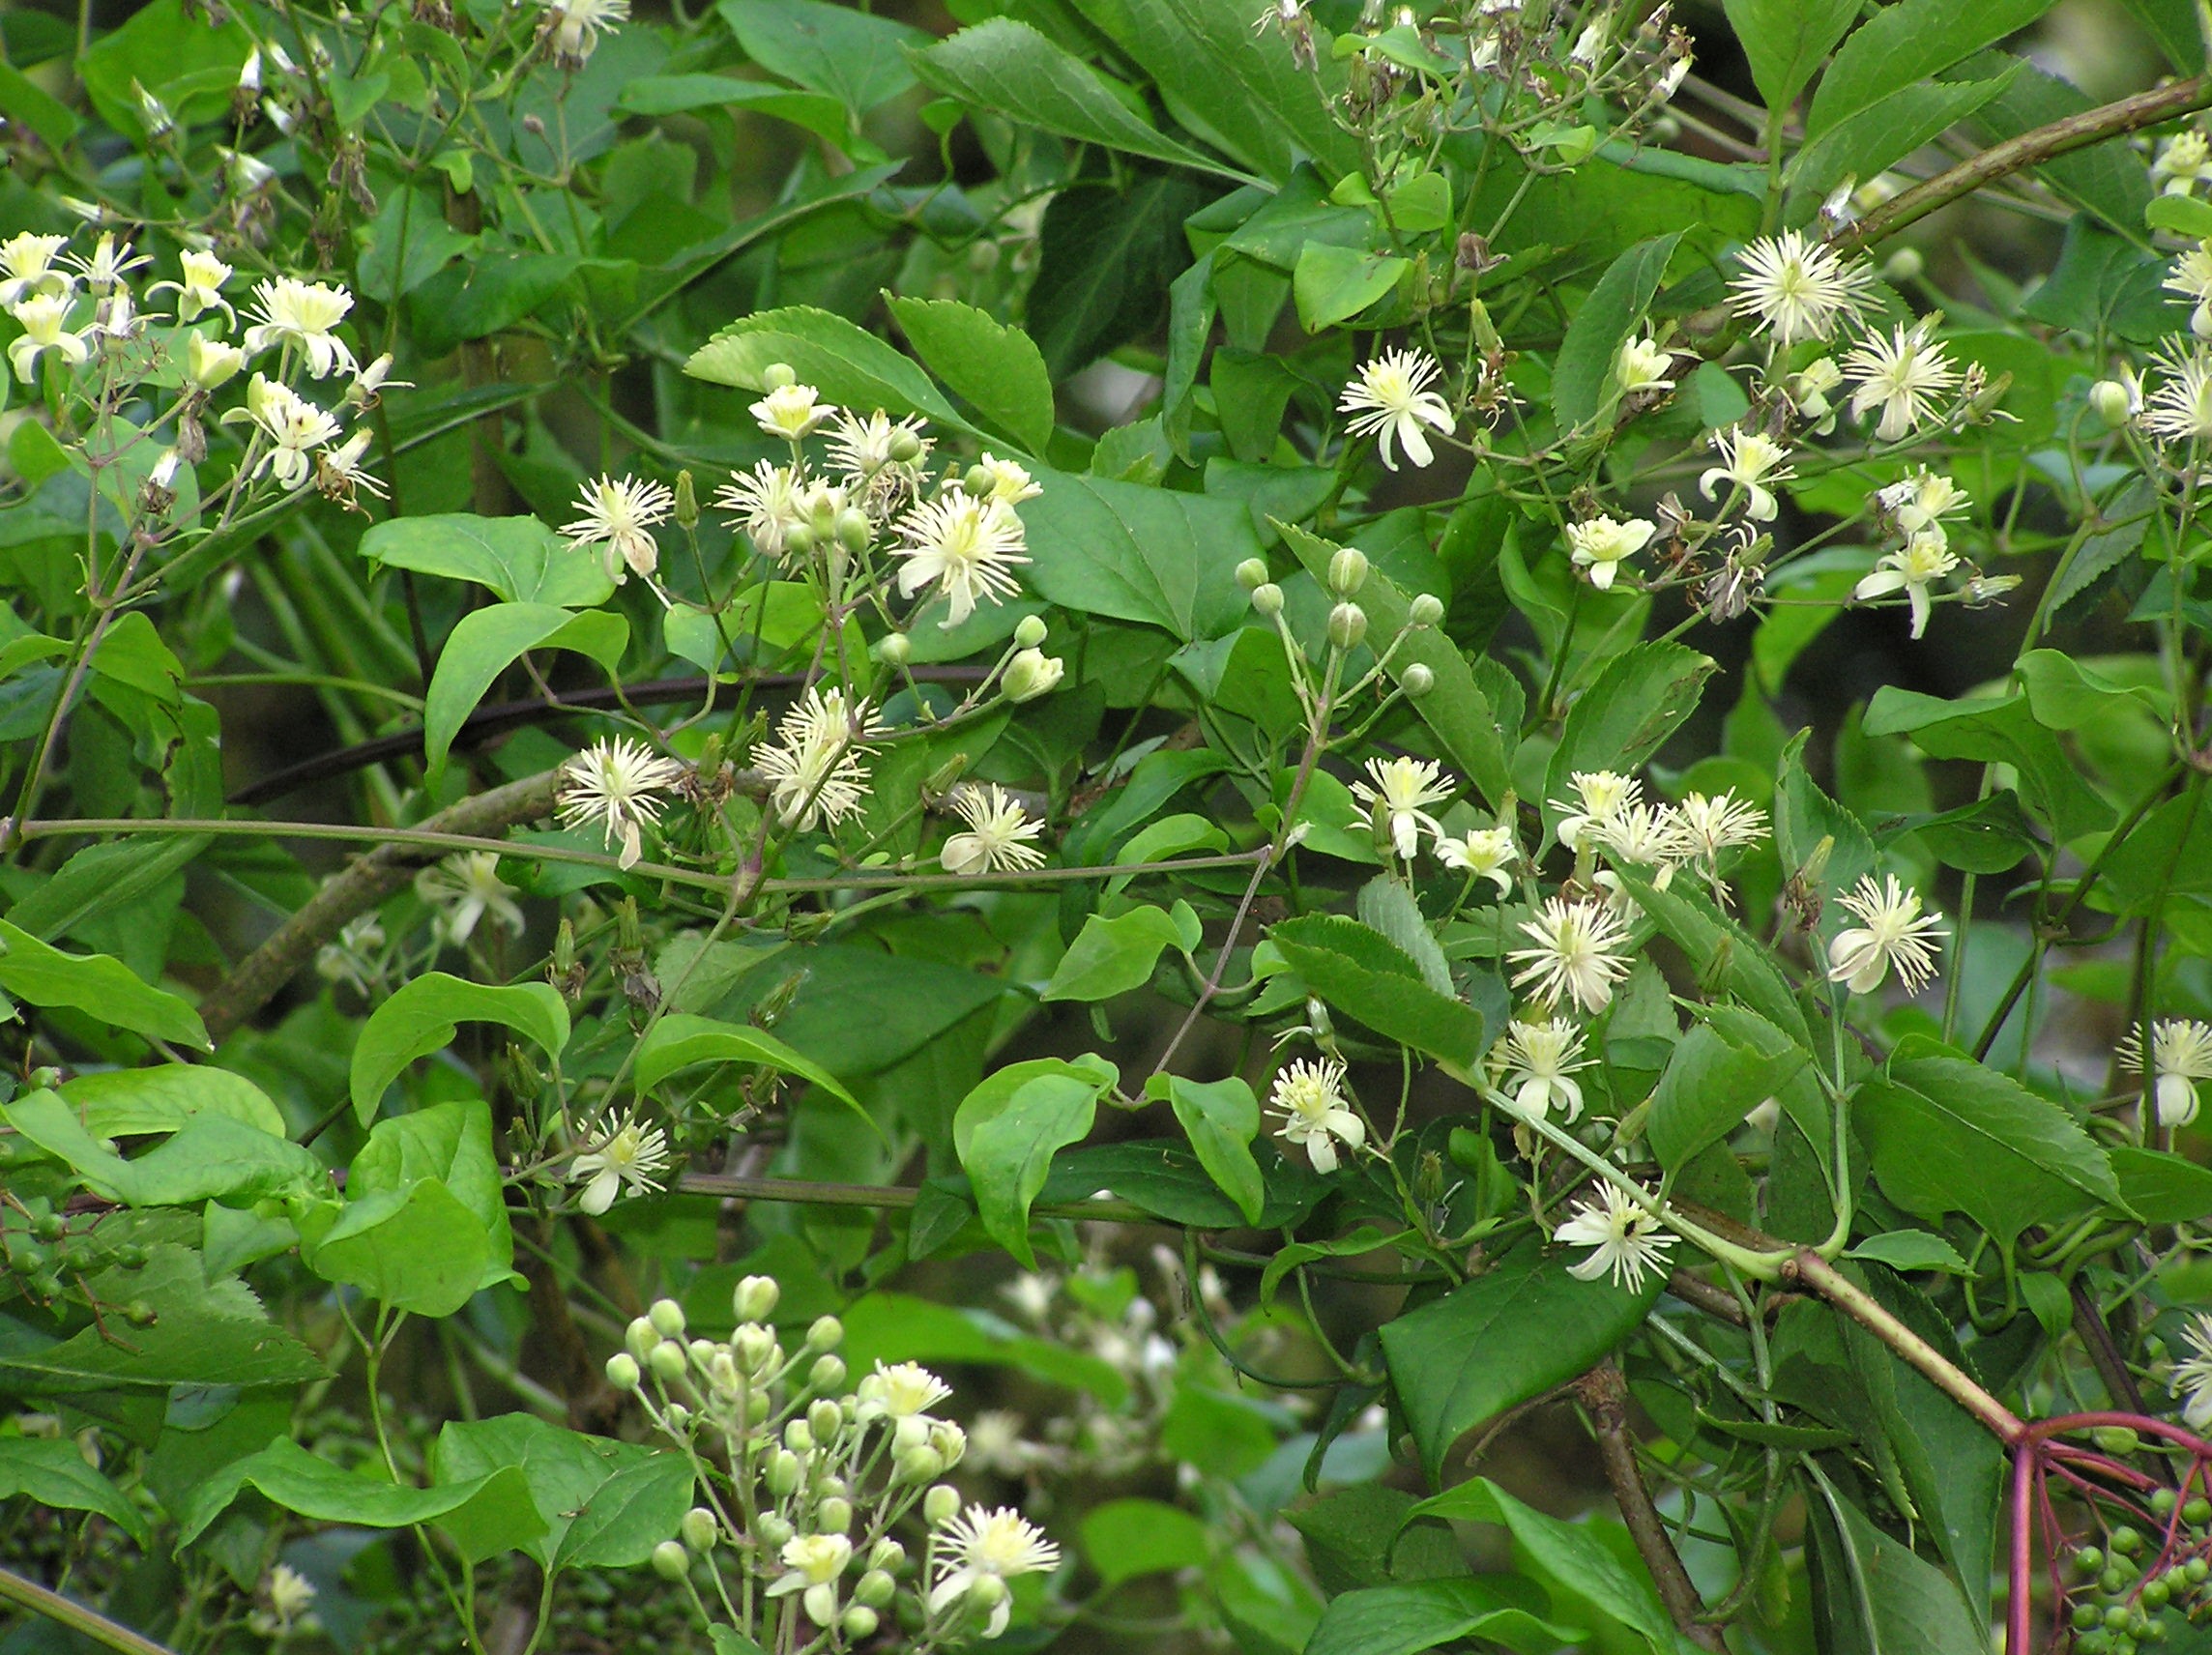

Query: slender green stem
left=0, top=1569, right=181, bottom=1655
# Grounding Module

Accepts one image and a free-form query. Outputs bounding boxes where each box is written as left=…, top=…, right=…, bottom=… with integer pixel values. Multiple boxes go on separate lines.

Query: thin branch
left=1840, top=74, right=2212, bottom=252
left=676, top=1170, right=1167, bottom=1228
left=0, top=1567, right=182, bottom=1655
left=1577, top=1362, right=1728, bottom=1653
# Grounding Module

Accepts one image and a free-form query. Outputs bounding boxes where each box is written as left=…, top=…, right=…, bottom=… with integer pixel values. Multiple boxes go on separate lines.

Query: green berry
left=32, top=1213, right=64, bottom=1241
left=2155, top=1490, right=2179, bottom=1517
left=2077, top=1548, right=2108, bottom=1574
left=2078, top=1632, right=2111, bottom=1655
left=2186, top=1557, right=2208, bottom=1582
left=2145, top=1620, right=2169, bottom=1644
left=2109, top=1605, right=2136, bottom=1631
left=2106, top=1566, right=2133, bottom=1594
left=2145, top=1581, right=2172, bottom=1610
left=2078, top=1604, right=2105, bottom=1630
left=2115, top=1528, right=2146, bottom=1556
left=2186, top=1500, right=2211, bottom=1526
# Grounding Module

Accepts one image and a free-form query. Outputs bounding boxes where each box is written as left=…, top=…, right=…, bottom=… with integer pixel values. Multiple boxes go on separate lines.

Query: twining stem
left=1839, top=74, right=2212, bottom=253
left=0, top=1568, right=180, bottom=1655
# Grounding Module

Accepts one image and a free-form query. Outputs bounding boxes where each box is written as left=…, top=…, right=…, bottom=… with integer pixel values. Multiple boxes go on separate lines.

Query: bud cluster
left=613, top=1278, right=1059, bottom=1652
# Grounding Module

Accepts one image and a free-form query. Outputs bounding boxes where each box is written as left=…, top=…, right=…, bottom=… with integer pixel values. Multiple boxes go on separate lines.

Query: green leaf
left=719, top=0, right=925, bottom=114
left=0, top=1437, right=150, bottom=1546
left=1607, top=871, right=1813, bottom=1044
left=304, top=1177, right=494, bottom=1317
left=1077, top=0, right=1360, bottom=185
left=343, top=1098, right=516, bottom=1288
left=951, top=1057, right=1119, bottom=1265
left=1030, top=172, right=1215, bottom=377
left=1789, top=73, right=2021, bottom=213
left=1165, top=1075, right=1265, bottom=1224
left=3, top=834, right=210, bottom=944
left=0, top=919, right=210, bottom=1051
left=423, top=603, right=627, bottom=780
left=554, top=1450, right=695, bottom=1568
left=0, top=1243, right=326, bottom=1391
left=433, top=1414, right=688, bottom=1570
left=349, top=973, right=572, bottom=1124
left=2017, top=648, right=2167, bottom=730
left=685, top=304, right=972, bottom=434
left=1021, top=465, right=1254, bottom=641
left=2109, top=1146, right=2212, bottom=1224
left=6, top=1090, right=317, bottom=1207
left=1847, top=1231, right=1969, bottom=1273
left=635, top=1012, right=869, bottom=1124
left=1305, top=1579, right=1581, bottom=1655
left=1837, top=1264, right=2003, bottom=1622
left=2100, top=792, right=2212, bottom=914
left=1804, top=1473, right=1990, bottom=1655
left=1081, top=1497, right=1213, bottom=1585
left=1043, top=906, right=1190, bottom=1002
left=1293, top=243, right=1410, bottom=332
left=1280, top=523, right=1512, bottom=805
left=1356, top=878, right=1454, bottom=997
left=360, top=512, right=614, bottom=607
left=1854, top=1036, right=2121, bottom=1245
left=613, top=75, right=852, bottom=145
left=1721, top=0, right=1859, bottom=112
left=1405, top=1476, right=1681, bottom=1651
left=176, top=1436, right=544, bottom=1557
left=1380, top=1243, right=1658, bottom=1481
left=57, top=1062, right=287, bottom=1138
left=886, top=294, right=1057, bottom=456
left=1542, top=643, right=1717, bottom=845
left=1804, top=0, right=2057, bottom=137
left=908, top=18, right=1236, bottom=178
left=1862, top=686, right=2114, bottom=844
left=1268, top=915, right=1483, bottom=1067
left=1552, top=233, right=1681, bottom=430
left=835, top=1289, right=1129, bottom=1406
left=1647, top=1022, right=1809, bottom=1172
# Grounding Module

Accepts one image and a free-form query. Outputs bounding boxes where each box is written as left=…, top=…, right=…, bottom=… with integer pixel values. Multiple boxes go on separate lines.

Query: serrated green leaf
left=1380, top=1244, right=1657, bottom=1481
left=886, top=294, right=1057, bottom=455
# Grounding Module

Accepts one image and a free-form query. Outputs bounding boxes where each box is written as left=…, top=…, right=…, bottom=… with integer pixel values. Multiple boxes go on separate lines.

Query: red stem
left=2010, top=1445, right=2037, bottom=1655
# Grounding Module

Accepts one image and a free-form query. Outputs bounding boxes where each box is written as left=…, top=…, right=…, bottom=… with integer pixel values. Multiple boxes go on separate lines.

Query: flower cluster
left=609, top=1286, right=1059, bottom=1652
left=0, top=229, right=389, bottom=523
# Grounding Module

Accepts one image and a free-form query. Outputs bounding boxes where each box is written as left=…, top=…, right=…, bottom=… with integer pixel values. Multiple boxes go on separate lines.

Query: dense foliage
left=6, top=1, right=2212, bottom=1653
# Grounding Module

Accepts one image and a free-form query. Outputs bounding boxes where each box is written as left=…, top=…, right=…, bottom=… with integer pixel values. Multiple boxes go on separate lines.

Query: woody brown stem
left=197, top=769, right=561, bottom=1043
left=1839, top=74, right=2212, bottom=252
left=1578, top=1361, right=1729, bottom=1652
